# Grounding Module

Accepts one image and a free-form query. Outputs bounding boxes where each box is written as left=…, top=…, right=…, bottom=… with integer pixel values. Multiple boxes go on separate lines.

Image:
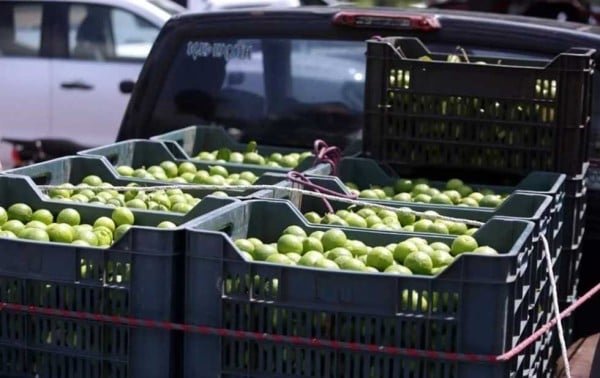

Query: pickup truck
left=118, top=6, right=600, bottom=337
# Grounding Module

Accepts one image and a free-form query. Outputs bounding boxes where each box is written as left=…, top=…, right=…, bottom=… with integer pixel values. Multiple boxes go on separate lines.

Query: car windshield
left=147, top=0, right=185, bottom=15
left=150, top=38, right=366, bottom=150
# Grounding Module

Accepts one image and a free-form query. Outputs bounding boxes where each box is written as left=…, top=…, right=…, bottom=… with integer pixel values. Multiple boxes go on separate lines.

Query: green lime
left=473, top=246, right=499, bottom=255
left=362, top=266, right=379, bottom=273
left=47, top=223, right=73, bottom=243
left=431, top=266, right=447, bottom=275
left=94, top=227, right=113, bottom=246
left=74, top=229, right=99, bottom=246
left=240, top=251, right=253, bottom=261
left=428, top=222, right=449, bottom=234
left=172, top=202, right=193, bottom=213
left=404, top=251, right=434, bottom=275
left=178, top=162, right=197, bottom=176
left=160, top=161, right=179, bottom=178
left=356, top=208, right=376, bottom=218
left=365, top=215, right=382, bottom=228
left=396, top=208, right=416, bottom=226
left=384, top=264, right=412, bottom=275
left=405, top=237, right=427, bottom=247
left=394, top=179, right=413, bottom=193
left=0, top=230, right=17, bottom=239
left=326, top=247, right=353, bottom=261
left=114, top=224, right=132, bottom=241
left=112, top=207, right=135, bottom=226
left=302, top=237, right=323, bottom=254
left=71, top=239, right=90, bottom=247
left=93, top=217, right=116, bottom=232
left=401, top=290, right=429, bottom=312
left=366, top=247, right=394, bottom=271
left=116, top=166, right=134, bottom=176
left=479, top=194, right=503, bottom=208
left=321, top=228, right=347, bottom=251
left=31, top=209, right=54, bottom=225
left=457, top=185, right=473, bottom=197
left=393, top=193, right=412, bottom=202
left=460, top=197, right=479, bottom=207
left=82, top=175, right=103, bottom=186
left=450, top=235, right=479, bottom=256
left=413, top=219, right=433, bottom=232
left=429, top=250, right=454, bottom=267
left=8, top=203, right=33, bottom=223
left=26, top=220, right=47, bottom=230
left=394, top=240, right=419, bottom=264
left=277, top=234, right=303, bottom=254
left=285, top=253, right=302, bottom=263
left=0, top=206, right=7, bottom=226
left=448, top=222, right=469, bottom=235
left=283, top=225, right=307, bottom=238
left=314, top=257, right=340, bottom=270
left=344, top=213, right=367, bottom=228
left=465, top=228, right=478, bottom=236
left=309, top=231, right=324, bottom=240
left=431, top=194, right=453, bottom=205
left=56, top=208, right=81, bottom=226
left=335, top=256, right=366, bottom=271
left=209, top=165, right=229, bottom=178
left=298, top=251, right=323, bottom=267
left=446, top=178, right=464, bottom=191
left=345, top=240, right=369, bottom=257
left=254, top=244, right=278, bottom=261
left=234, top=239, right=255, bottom=255
left=48, top=183, right=74, bottom=198
left=429, top=242, right=451, bottom=252
left=248, top=237, right=263, bottom=249
left=266, top=253, right=294, bottom=265
left=303, top=212, right=321, bottom=223
left=157, top=221, right=177, bottom=229
left=20, top=227, right=50, bottom=242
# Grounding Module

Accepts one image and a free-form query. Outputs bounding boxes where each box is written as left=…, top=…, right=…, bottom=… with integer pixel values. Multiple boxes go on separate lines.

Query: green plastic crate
left=0, top=174, right=201, bottom=378
left=184, top=199, right=537, bottom=378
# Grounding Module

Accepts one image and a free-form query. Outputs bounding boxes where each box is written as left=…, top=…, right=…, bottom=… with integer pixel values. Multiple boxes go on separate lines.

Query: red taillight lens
left=332, top=12, right=441, bottom=32
left=11, top=147, right=23, bottom=165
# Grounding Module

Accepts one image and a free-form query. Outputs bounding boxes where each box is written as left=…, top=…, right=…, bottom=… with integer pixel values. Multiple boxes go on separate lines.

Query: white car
left=0, top=0, right=183, bottom=166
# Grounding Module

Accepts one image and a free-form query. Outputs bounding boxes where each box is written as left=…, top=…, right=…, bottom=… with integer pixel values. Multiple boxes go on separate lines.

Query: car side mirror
left=120, top=80, right=135, bottom=94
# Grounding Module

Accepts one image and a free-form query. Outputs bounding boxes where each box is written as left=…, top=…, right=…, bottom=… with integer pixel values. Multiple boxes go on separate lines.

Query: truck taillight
left=332, top=12, right=441, bottom=32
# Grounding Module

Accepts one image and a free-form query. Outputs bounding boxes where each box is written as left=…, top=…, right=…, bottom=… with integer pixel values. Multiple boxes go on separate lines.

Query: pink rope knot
left=286, top=171, right=356, bottom=214
left=313, top=139, right=342, bottom=175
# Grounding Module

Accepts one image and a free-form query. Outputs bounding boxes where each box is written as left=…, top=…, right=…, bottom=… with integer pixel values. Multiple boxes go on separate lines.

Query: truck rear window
left=149, top=38, right=366, bottom=149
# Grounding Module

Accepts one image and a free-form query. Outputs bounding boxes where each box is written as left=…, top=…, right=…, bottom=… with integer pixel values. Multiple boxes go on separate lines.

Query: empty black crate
left=364, top=37, right=594, bottom=177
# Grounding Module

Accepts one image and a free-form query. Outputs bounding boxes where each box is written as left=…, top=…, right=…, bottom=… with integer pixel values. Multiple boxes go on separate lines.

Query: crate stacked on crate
left=183, top=199, right=538, bottom=377
left=362, top=37, right=594, bottom=372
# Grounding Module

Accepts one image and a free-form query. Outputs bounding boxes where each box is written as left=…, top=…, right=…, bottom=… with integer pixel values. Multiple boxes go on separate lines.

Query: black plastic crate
left=0, top=175, right=198, bottom=377
left=563, top=163, right=588, bottom=250
left=312, top=157, right=565, bottom=248
left=364, top=37, right=594, bottom=177
left=79, top=139, right=330, bottom=178
left=150, top=125, right=361, bottom=170
left=184, top=200, right=537, bottom=378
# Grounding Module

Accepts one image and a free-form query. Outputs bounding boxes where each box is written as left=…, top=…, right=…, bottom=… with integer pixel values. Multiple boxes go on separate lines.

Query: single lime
left=56, top=208, right=81, bottom=226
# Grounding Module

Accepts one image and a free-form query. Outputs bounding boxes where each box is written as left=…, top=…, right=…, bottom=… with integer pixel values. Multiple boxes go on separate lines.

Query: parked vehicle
left=114, top=6, right=600, bottom=339
left=0, top=0, right=184, bottom=167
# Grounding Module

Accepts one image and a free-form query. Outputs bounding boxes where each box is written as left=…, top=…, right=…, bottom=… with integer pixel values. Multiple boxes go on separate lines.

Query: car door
left=50, top=3, right=161, bottom=147
left=0, top=2, right=51, bottom=141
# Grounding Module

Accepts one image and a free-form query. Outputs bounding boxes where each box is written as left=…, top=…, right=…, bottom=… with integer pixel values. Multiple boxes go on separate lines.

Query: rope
left=1, top=282, right=599, bottom=364
left=37, top=182, right=486, bottom=227
left=542, top=234, right=571, bottom=378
